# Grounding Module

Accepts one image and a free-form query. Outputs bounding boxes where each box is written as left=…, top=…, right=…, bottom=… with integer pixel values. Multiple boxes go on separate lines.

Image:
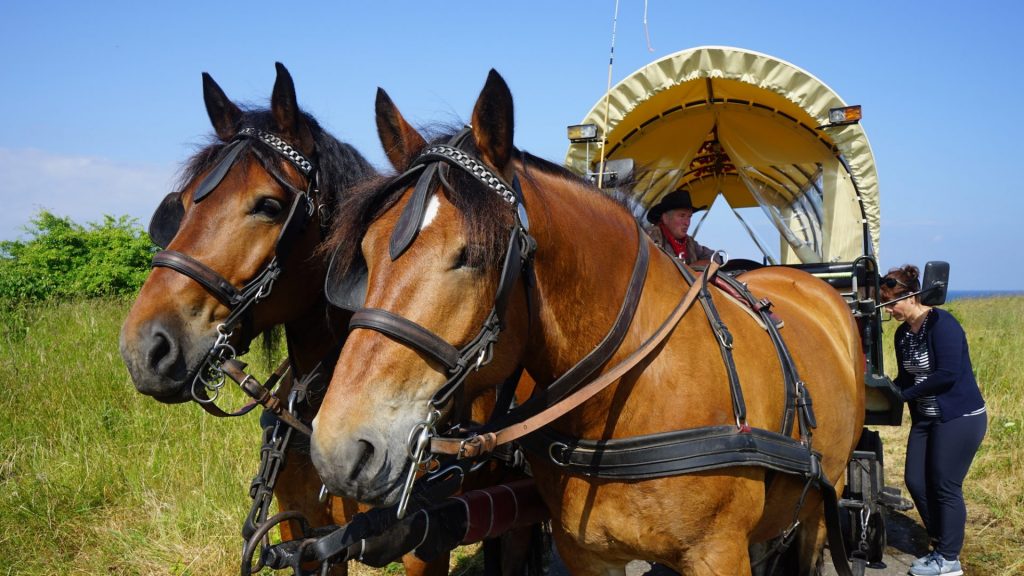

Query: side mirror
left=592, top=158, right=634, bottom=188
left=920, top=261, right=949, bottom=306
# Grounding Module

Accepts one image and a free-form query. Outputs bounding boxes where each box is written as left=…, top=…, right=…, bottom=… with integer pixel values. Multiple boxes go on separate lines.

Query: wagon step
left=878, top=486, right=914, bottom=511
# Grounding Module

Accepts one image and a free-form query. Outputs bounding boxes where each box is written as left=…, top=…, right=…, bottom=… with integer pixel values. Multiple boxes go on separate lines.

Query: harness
left=326, top=129, right=854, bottom=576
left=147, top=127, right=324, bottom=410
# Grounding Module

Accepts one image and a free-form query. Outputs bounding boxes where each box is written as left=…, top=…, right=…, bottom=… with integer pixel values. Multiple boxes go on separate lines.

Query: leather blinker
left=193, top=139, right=247, bottom=203
left=148, top=191, right=184, bottom=248
left=324, top=246, right=369, bottom=312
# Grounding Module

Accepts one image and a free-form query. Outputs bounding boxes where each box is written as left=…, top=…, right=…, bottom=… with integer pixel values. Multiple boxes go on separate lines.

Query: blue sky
left=1, top=1, right=1021, bottom=289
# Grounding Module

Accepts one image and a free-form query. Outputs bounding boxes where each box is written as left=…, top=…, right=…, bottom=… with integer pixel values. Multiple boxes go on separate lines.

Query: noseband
left=149, top=127, right=323, bottom=404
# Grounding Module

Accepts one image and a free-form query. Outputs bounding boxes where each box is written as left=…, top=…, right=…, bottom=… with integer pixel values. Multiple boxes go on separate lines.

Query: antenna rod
left=596, top=0, right=620, bottom=188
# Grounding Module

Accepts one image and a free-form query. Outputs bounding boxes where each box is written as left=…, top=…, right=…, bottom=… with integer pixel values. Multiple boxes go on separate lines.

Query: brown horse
left=310, top=70, right=865, bottom=576
left=118, top=64, right=449, bottom=576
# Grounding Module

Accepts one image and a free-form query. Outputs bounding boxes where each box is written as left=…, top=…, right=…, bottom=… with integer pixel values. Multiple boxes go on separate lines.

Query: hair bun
left=903, top=264, right=920, bottom=283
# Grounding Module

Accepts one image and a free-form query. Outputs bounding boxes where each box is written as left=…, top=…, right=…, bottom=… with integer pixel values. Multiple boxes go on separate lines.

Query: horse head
left=120, top=63, right=374, bottom=403
left=311, top=71, right=535, bottom=504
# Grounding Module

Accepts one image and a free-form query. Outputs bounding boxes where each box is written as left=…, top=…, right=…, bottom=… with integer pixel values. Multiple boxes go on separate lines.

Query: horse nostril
left=349, top=439, right=375, bottom=482
left=146, top=325, right=180, bottom=378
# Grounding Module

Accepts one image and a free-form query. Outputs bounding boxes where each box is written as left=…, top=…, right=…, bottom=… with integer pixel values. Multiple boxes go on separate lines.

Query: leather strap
left=431, top=258, right=721, bottom=457
left=349, top=308, right=461, bottom=371
left=535, top=222, right=650, bottom=408
left=715, top=272, right=802, bottom=437
left=153, top=250, right=240, bottom=307
left=522, top=425, right=817, bottom=480
left=219, top=359, right=312, bottom=436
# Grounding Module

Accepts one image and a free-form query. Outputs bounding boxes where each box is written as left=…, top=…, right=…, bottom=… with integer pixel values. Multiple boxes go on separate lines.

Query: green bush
left=0, top=210, right=155, bottom=302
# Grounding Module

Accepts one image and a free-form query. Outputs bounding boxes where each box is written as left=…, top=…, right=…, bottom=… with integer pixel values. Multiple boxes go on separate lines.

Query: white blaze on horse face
left=420, top=194, right=441, bottom=231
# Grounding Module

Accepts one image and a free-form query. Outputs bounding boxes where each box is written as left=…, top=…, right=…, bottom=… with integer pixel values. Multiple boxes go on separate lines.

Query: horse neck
left=278, top=146, right=367, bottom=378
left=281, top=295, right=346, bottom=378
left=516, top=165, right=643, bottom=383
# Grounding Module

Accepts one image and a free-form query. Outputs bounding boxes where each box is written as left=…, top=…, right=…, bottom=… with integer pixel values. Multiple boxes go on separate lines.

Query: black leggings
left=904, top=413, right=987, bottom=559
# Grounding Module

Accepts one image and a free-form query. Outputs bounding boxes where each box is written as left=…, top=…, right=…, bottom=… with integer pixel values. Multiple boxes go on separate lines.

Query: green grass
left=0, top=297, right=261, bottom=575
left=1, top=296, right=1021, bottom=575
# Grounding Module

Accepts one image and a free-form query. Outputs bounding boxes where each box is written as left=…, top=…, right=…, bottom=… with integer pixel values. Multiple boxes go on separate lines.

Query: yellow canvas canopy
left=565, top=46, right=879, bottom=264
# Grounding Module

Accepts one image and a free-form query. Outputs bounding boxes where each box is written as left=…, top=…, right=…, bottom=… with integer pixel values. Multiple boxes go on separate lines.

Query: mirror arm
left=875, top=282, right=945, bottom=311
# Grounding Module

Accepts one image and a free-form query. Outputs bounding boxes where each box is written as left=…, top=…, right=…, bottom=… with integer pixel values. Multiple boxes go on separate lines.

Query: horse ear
left=271, top=62, right=314, bottom=154
left=203, top=72, right=242, bottom=141
left=470, top=69, right=514, bottom=175
left=375, top=88, right=426, bottom=170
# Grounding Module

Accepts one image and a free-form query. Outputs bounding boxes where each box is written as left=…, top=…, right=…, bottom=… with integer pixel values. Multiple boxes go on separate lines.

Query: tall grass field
left=2, top=296, right=1021, bottom=575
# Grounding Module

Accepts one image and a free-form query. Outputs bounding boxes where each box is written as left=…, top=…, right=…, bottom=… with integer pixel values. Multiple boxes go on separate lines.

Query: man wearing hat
left=645, top=190, right=714, bottom=264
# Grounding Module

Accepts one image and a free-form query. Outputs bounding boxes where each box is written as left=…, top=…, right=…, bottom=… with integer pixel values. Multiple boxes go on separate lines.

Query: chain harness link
left=240, top=127, right=314, bottom=176
left=419, top=145, right=518, bottom=206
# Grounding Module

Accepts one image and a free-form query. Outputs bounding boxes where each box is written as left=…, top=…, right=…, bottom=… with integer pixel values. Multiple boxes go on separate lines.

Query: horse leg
left=483, top=522, right=549, bottom=576
left=678, top=536, right=753, bottom=576
left=794, top=518, right=827, bottom=576
left=549, top=532, right=626, bottom=576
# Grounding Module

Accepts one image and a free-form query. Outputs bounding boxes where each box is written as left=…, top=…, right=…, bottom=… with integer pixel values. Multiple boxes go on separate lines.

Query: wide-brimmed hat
left=646, top=190, right=707, bottom=224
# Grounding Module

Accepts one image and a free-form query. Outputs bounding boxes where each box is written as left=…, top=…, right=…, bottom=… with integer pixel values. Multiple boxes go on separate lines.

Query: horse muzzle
left=309, top=422, right=410, bottom=506
left=119, top=315, right=210, bottom=402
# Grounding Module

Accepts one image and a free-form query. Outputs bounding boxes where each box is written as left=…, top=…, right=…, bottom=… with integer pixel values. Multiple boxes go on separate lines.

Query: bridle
left=148, top=126, right=324, bottom=408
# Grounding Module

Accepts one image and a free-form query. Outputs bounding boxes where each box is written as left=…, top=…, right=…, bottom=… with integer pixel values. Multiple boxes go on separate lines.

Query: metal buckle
left=548, top=441, right=570, bottom=467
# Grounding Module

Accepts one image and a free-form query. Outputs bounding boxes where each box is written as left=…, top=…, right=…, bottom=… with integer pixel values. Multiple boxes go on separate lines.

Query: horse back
left=736, top=266, right=865, bottom=461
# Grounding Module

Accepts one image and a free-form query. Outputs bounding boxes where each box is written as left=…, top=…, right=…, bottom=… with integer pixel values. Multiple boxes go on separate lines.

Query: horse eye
left=252, top=197, right=284, bottom=218
left=452, top=245, right=486, bottom=270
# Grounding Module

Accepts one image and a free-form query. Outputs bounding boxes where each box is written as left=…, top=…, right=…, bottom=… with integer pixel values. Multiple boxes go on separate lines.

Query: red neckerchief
left=659, top=222, right=688, bottom=260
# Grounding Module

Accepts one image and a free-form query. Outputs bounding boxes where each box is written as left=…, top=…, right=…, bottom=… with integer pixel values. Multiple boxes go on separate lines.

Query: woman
left=881, top=265, right=986, bottom=576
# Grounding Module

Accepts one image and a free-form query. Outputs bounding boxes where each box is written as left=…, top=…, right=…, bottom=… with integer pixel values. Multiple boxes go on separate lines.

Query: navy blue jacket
left=894, top=307, right=985, bottom=422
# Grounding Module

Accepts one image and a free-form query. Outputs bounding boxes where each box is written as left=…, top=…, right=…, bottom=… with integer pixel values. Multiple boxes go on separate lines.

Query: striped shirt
left=899, top=311, right=987, bottom=419
left=899, top=313, right=941, bottom=418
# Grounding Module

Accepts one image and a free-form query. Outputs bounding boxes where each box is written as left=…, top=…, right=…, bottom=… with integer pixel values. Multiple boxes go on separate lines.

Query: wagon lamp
left=568, top=123, right=602, bottom=183
left=567, top=123, right=599, bottom=143
left=821, top=105, right=862, bottom=128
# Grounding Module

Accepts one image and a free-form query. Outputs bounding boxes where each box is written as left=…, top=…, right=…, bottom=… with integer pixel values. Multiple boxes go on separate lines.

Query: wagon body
left=565, top=47, right=911, bottom=567
left=564, top=45, right=900, bottom=427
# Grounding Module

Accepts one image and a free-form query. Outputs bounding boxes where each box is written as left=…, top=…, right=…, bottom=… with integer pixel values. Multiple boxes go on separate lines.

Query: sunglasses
left=881, top=277, right=911, bottom=290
